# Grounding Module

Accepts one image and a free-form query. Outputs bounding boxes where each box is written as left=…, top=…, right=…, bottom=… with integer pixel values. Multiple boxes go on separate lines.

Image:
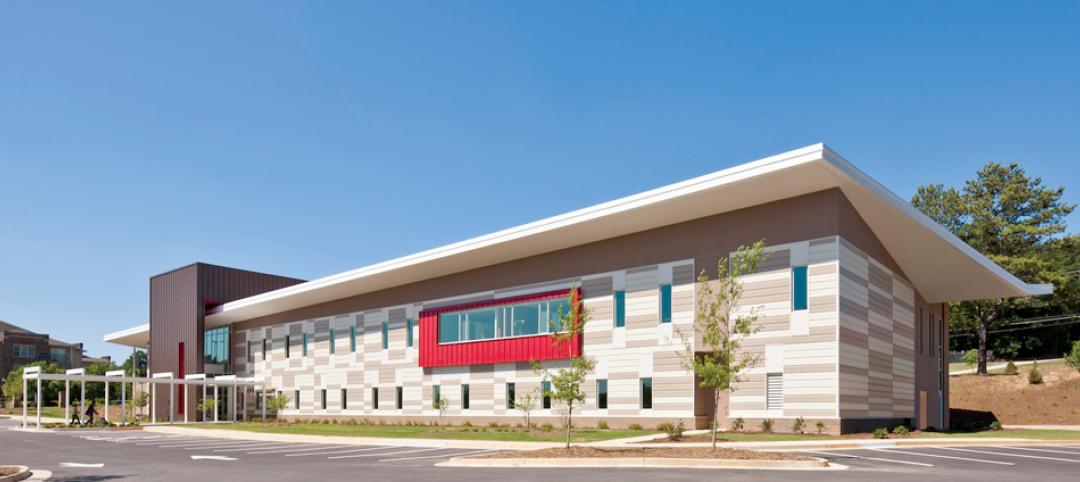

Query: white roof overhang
left=103, top=323, right=149, bottom=348
left=147, top=143, right=1048, bottom=330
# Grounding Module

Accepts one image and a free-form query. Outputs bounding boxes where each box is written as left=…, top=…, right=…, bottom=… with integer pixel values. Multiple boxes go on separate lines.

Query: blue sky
left=1, top=1, right=1078, bottom=362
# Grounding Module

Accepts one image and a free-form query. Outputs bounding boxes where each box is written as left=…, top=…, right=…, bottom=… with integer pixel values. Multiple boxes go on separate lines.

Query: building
left=0, top=320, right=93, bottom=377
left=104, top=144, right=1050, bottom=433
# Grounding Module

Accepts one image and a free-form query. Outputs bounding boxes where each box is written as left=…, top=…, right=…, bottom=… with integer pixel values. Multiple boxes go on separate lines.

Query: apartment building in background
left=0, top=320, right=99, bottom=378
left=104, top=144, right=1050, bottom=433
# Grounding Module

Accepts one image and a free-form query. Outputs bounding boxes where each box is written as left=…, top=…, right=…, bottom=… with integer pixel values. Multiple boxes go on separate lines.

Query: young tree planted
left=678, top=240, right=767, bottom=448
left=432, top=394, right=448, bottom=426
left=532, top=287, right=593, bottom=449
left=516, top=391, right=538, bottom=429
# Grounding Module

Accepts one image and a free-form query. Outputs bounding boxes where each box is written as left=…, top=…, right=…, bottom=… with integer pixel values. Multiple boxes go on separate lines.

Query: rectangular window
left=792, top=266, right=808, bottom=311
left=303, top=333, right=309, bottom=357
left=382, top=322, right=389, bottom=350
left=320, top=389, right=327, bottom=410
left=614, top=290, right=625, bottom=328
left=372, top=388, right=379, bottom=410
left=341, top=389, right=347, bottom=410
left=660, top=284, right=672, bottom=323
left=432, top=385, right=441, bottom=407
left=640, top=378, right=653, bottom=410
left=396, top=386, right=403, bottom=410
left=262, top=339, right=267, bottom=360
left=13, top=344, right=35, bottom=359
left=596, top=379, right=608, bottom=409
left=506, top=383, right=516, bottom=409
left=285, top=335, right=291, bottom=358
left=294, top=390, right=300, bottom=410
left=542, top=381, right=551, bottom=409
left=462, top=384, right=470, bottom=410
left=766, top=373, right=783, bottom=410
left=49, top=347, right=68, bottom=364
left=350, top=326, right=357, bottom=352
left=406, top=319, right=414, bottom=347
left=247, top=340, right=253, bottom=363
left=330, top=329, right=336, bottom=355
left=437, top=297, right=572, bottom=344
left=256, top=392, right=262, bottom=410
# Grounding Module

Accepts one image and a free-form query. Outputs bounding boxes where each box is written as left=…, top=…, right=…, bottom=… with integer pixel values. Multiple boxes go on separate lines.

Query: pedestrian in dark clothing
left=69, top=405, right=81, bottom=426
left=85, top=400, right=97, bottom=426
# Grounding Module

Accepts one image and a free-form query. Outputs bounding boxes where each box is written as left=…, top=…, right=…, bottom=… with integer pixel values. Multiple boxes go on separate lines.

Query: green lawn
left=187, top=422, right=654, bottom=443
left=914, top=429, right=1080, bottom=440
left=0, top=406, right=65, bottom=419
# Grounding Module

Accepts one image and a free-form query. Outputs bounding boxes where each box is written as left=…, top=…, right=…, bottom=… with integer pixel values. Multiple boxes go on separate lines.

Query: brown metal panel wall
left=149, top=264, right=198, bottom=421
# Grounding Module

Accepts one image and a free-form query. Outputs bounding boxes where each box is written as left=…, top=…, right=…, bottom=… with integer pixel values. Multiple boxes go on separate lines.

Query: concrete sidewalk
left=144, top=425, right=565, bottom=450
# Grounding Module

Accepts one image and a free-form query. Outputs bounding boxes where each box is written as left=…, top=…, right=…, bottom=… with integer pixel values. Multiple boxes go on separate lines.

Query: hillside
left=950, top=360, right=1080, bottom=425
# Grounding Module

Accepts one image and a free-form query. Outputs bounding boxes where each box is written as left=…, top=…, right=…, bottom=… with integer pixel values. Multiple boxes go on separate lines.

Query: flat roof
left=105, top=143, right=1051, bottom=346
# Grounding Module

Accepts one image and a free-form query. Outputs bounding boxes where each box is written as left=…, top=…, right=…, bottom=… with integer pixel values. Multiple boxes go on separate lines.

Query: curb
left=438, top=456, right=834, bottom=470
left=144, top=426, right=562, bottom=451
left=0, top=466, right=31, bottom=482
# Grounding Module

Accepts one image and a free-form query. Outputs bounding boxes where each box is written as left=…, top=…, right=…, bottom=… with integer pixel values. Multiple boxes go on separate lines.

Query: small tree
left=678, top=241, right=767, bottom=448
left=516, top=391, right=538, bottom=429
left=532, top=287, right=593, bottom=449
left=432, top=394, right=448, bottom=426
left=131, top=391, right=150, bottom=420
left=197, top=397, right=218, bottom=418
left=961, top=349, right=978, bottom=369
left=266, top=392, right=290, bottom=413
left=1066, top=341, right=1080, bottom=373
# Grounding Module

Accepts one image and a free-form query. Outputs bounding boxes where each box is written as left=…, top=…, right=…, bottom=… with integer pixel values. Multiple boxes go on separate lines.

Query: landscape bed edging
left=0, top=466, right=31, bottom=482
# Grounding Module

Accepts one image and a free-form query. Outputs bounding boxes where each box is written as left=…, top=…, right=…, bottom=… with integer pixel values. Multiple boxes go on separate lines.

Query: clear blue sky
left=2, top=1, right=1078, bottom=362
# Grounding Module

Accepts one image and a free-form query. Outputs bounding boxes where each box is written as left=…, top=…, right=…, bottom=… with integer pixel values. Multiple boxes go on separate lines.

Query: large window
left=596, top=379, right=608, bottom=410
left=437, top=297, right=572, bottom=344
left=640, top=377, right=653, bottom=410
left=13, top=344, right=36, bottom=359
left=792, top=266, right=808, bottom=311
left=204, top=326, right=229, bottom=366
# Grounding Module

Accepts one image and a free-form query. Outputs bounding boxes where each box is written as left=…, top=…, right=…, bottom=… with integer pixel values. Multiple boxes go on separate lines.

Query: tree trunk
left=565, top=402, right=573, bottom=449
left=711, top=390, right=719, bottom=449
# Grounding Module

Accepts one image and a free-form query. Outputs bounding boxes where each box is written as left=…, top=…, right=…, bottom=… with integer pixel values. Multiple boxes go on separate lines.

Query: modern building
left=104, top=144, right=1050, bottom=433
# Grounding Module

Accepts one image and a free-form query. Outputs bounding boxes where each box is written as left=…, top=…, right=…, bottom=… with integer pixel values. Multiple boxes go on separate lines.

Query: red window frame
left=418, top=288, right=582, bottom=368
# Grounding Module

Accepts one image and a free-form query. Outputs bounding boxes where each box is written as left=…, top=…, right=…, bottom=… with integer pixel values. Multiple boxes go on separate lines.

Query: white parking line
left=178, top=441, right=281, bottom=450
left=998, top=446, right=1080, bottom=456
left=246, top=444, right=350, bottom=454
left=137, top=439, right=232, bottom=447
left=868, top=448, right=1014, bottom=465
left=937, top=447, right=1080, bottom=463
left=285, top=446, right=395, bottom=457
left=213, top=443, right=300, bottom=452
left=379, top=449, right=496, bottom=462
left=328, top=447, right=445, bottom=460
left=801, top=450, right=933, bottom=467
left=1047, top=445, right=1080, bottom=451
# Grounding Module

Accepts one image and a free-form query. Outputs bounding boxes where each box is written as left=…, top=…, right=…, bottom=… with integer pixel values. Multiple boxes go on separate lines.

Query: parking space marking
left=327, top=447, right=445, bottom=460
left=178, top=441, right=280, bottom=450
left=245, top=444, right=350, bottom=454
left=801, top=450, right=933, bottom=467
left=937, top=447, right=1080, bottom=463
left=378, top=449, right=496, bottom=462
left=137, top=439, right=236, bottom=447
left=284, top=446, right=395, bottom=457
left=998, top=446, right=1080, bottom=456
left=868, top=448, right=1014, bottom=466
left=213, top=443, right=301, bottom=452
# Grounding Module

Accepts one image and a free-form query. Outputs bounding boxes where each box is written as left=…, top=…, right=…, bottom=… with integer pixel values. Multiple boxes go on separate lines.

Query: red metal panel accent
left=419, top=288, right=582, bottom=368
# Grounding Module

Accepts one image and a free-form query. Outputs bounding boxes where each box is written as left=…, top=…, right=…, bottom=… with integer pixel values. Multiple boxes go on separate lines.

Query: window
left=330, top=329, right=336, bottom=355
left=256, top=392, right=262, bottom=410
left=203, top=326, right=229, bottom=367
left=341, top=389, right=347, bottom=410
left=303, top=333, right=309, bottom=357
left=262, top=339, right=267, bottom=360
left=372, top=388, right=379, bottom=410
left=437, top=297, right=571, bottom=344
left=766, top=373, right=783, bottom=411
left=506, top=383, right=516, bottom=409
left=350, top=326, right=357, bottom=352
left=406, top=319, right=414, bottom=347
left=382, top=322, right=389, bottom=350
left=640, top=378, right=653, bottom=410
left=792, top=266, right=808, bottom=311
left=542, top=381, right=551, bottom=409
left=49, top=347, right=68, bottom=364
left=596, top=379, right=608, bottom=410
left=320, top=389, right=327, bottom=410
left=396, top=386, right=403, bottom=410
left=432, top=385, right=441, bottom=407
left=614, top=290, right=626, bottom=328
left=247, top=340, right=253, bottom=363
left=660, top=284, right=672, bottom=324
left=294, top=390, right=300, bottom=410
left=13, top=344, right=35, bottom=359
left=285, top=335, right=291, bottom=358
left=462, top=384, right=470, bottom=410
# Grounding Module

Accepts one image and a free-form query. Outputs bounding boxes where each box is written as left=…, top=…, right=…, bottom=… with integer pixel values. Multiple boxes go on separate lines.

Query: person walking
left=85, top=400, right=98, bottom=426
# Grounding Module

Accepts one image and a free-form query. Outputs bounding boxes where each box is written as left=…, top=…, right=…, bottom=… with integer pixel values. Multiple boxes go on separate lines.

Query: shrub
left=989, top=421, right=1003, bottom=431
left=873, top=427, right=889, bottom=439
left=1004, top=361, right=1018, bottom=375
left=659, top=421, right=684, bottom=441
left=488, top=421, right=500, bottom=428
left=463, top=421, right=472, bottom=427
left=540, top=422, right=555, bottom=432
left=731, top=417, right=744, bottom=432
left=1066, top=341, right=1080, bottom=373
left=760, top=419, right=774, bottom=433
left=815, top=421, right=827, bottom=434
left=596, top=420, right=609, bottom=430
left=1028, top=361, right=1044, bottom=385
left=961, top=349, right=978, bottom=368
left=627, top=423, right=643, bottom=431
left=892, top=425, right=910, bottom=437
left=792, top=417, right=805, bottom=434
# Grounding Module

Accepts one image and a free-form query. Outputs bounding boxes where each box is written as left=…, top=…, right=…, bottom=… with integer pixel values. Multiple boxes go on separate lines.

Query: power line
left=949, top=314, right=1080, bottom=338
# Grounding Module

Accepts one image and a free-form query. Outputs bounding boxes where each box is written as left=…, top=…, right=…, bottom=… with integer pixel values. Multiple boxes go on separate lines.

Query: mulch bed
left=0, top=467, right=20, bottom=476
left=475, top=446, right=811, bottom=460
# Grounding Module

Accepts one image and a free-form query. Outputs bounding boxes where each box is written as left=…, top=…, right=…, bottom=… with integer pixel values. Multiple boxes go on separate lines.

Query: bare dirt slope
left=951, top=361, right=1080, bottom=425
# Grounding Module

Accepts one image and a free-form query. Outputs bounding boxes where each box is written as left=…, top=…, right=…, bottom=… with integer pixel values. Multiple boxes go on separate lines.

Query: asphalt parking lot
left=3, top=418, right=1080, bottom=481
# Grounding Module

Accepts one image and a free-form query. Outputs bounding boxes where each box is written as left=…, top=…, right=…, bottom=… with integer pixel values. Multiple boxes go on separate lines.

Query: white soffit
left=201, top=143, right=1049, bottom=326
left=103, top=323, right=150, bottom=348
